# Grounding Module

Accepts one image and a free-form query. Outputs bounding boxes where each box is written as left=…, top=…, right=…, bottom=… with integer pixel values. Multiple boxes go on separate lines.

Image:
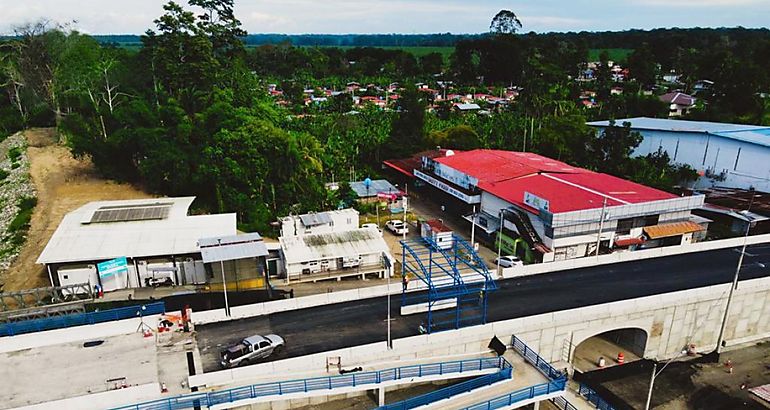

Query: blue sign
left=98, top=257, right=129, bottom=279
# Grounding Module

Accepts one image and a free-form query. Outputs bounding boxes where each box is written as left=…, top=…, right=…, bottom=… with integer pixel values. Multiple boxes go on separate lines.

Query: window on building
left=644, top=214, right=660, bottom=226
left=616, top=218, right=634, bottom=235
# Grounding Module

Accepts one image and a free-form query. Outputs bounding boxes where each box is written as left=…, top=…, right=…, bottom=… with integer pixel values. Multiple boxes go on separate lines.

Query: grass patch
left=7, top=146, right=22, bottom=163
left=588, top=48, right=633, bottom=62
left=6, top=196, right=37, bottom=247
left=0, top=168, right=8, bottom=182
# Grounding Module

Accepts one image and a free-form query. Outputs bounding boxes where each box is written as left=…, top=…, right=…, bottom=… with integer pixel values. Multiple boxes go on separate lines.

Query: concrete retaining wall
left=501, top=233, right=770, bottom=279
left=194, top=234, right=770, bottom=326
left=190, top=276, right=770, bottom=391
left=0, top=314, right=162, bottom=353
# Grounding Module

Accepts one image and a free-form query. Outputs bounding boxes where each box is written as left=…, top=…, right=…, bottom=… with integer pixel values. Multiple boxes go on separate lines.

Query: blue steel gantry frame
left=400, top=234, right=497, bottom=333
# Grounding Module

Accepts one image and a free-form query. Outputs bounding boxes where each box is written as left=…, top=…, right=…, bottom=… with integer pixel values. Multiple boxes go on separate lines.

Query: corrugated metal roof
left=643, top=221, right=705, bottom=239
left=587, top=117, right=770, bottom=133
left=199, top=232, right=262, bottom=247
left=199, top=233, right=268, bottom=263
left=37, top=197, right=237, bottom=264
left=349, top=179, right=400, bottom=198
left=279, top=228, right=390, bottom=265
left=299, top=212, right=333, bottom=227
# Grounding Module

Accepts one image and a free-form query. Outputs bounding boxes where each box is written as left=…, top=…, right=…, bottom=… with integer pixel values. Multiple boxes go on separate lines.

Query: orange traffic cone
left=617, top=352, right=625, bottom=365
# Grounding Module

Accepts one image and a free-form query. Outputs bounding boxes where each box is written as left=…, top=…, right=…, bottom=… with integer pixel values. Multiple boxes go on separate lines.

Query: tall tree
left=490, top=10, right=523, bottom=35
left=389, top=85, right=426, bottom=157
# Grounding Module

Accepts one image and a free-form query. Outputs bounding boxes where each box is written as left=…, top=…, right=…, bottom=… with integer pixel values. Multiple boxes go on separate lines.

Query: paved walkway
left=426, top=350, right=550, bottom=410
left=209, top=350, right=503, bottom=391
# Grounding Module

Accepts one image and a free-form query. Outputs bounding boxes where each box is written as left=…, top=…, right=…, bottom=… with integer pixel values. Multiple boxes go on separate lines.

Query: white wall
left=634, top=129, right=770, bottom=192
left=16, top=383, right=159, bottom=410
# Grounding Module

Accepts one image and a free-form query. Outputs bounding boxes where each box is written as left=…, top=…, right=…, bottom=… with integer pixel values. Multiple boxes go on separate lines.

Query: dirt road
left=0, top=128, right=151, bottom=291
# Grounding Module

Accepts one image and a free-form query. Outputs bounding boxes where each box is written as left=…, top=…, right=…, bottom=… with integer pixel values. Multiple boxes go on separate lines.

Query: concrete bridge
left=190, top=275, right=770, bottom=407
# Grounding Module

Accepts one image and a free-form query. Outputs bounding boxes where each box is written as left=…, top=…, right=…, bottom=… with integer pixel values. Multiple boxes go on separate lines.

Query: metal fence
left=114, top=356, right=509, bottom=410
left=0, top=302, right=165, bottom=337
left=378, top=366, right=513, bottom=410
left=511, top=335, right=565, bottom=380
left=578, top=383, right=617, bottom=410
left=462, top=378, right=566, bottom=410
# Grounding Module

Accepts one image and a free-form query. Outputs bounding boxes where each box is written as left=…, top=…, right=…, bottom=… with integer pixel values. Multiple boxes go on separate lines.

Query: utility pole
left=716, top=190, right=759, bottom=354
left=595, top=197, right=608, bottom=257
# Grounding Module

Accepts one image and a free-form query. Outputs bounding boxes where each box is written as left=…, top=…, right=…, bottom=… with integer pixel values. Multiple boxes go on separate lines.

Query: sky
left=1, top=0, right=769, bottom=35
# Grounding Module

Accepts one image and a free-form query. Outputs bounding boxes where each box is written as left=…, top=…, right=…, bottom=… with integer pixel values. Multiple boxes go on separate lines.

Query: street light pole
left=496, top=209, right=505, bottom=274
left=595, top=197, right=608, bottom=257
left=644, top=362, right=657, bottom=410
left=470, top=205, right=477, bottom=249
left=218, top=238, right=230, bottom=317
left=645, top=352, right=686, bottom=410
left=383, top=252, right=392, bottom=349
left=716, top=191, right=759, bottom=354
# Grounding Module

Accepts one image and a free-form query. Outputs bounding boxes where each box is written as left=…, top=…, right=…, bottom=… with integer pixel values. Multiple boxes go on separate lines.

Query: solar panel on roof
left=89, top=203, right=171, bottom=223
left=299, top=212, right=333, bottom=227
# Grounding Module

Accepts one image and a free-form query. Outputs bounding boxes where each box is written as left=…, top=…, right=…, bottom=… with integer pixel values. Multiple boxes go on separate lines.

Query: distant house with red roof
left=386, top=149, right=706, bottom=262
left=660, top=92, right=696, bottom=117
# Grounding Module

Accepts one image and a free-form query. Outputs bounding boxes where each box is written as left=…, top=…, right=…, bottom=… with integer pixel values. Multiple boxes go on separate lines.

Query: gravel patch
left=0, top=131, right=36, bottom=271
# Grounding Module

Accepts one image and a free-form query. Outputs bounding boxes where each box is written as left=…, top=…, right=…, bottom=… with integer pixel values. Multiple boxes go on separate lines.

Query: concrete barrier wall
left=501, top=233, right=770, bottom=279
left=194, top=234, right=770, bottom=326
left=190, top=275, right=770, bottom=390
left=16, top=383, right=159, bottom=410
left=0, top=314, right=162, bottom=353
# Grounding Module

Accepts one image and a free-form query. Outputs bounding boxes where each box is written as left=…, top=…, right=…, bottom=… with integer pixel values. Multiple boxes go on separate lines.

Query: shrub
left=7, top=196, right=37, bottom=246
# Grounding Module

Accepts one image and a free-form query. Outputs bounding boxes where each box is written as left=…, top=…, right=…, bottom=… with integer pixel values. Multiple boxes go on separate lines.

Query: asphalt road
left=196, top=244, right=770, bottom=372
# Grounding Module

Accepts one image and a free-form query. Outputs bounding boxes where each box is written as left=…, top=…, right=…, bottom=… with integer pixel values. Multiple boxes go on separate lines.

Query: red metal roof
left=432, top=149, right=677, bottom=214
left=482, top=174, right=623, bottom=213
left=383, top=149, right=460, bottom=178
left=425, top=219, right=452, bottom=233
left=553, top=173, right=677, bottom=204
left=435, top=150, right=583, bottom=184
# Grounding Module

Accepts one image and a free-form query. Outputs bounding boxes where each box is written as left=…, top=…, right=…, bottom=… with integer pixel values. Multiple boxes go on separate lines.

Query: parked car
left=361, top=223, right=382, bottom=234
left=493, top=255, right=523, bottom=268
left=385, top=220, right=409, bottom=235
left=220, top=334, right=285, bottom=368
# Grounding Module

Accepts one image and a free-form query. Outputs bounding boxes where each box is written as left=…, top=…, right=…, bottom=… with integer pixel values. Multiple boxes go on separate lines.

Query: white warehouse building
left=37, top=197, right=237, bottom=291
left=587, top=117, right=770, bottom=192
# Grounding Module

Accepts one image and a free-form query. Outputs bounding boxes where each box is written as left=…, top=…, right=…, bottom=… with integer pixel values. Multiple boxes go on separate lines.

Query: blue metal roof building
left=587, top=117, right=770, bottom=192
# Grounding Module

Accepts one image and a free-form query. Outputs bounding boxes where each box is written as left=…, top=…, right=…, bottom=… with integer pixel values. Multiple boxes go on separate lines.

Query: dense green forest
left=1, top=1, right=769, bottom=232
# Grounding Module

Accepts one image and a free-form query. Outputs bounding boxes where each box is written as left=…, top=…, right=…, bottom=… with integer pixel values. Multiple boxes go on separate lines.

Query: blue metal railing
left=378, top=365, right=513, bottom=410
left=511, top=335, right=564, bottom=380
left=0, top=302, right=165, bottom=336
left=551, top=395, right=579, bottom=410
left=114, top=356, right=509, bottom=410
left=462, top=378, right=566, bottom=410
left=578, top=383, right=617, bottom=410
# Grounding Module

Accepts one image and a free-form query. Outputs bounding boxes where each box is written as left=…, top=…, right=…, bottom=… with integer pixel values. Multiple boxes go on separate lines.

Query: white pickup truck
left=220, top=334, right=285, bottom=368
